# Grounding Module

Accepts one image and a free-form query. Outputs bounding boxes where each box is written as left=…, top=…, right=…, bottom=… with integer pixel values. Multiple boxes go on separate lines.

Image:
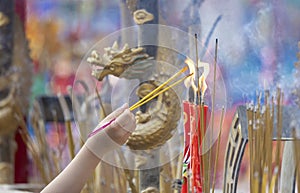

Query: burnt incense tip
left=195, top=33, right=197, bottom=39
left=181, top=66, right=188, bottom=72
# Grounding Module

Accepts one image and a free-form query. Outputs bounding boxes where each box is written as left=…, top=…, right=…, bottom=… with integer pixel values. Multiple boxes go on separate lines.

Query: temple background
left=17, top=0, right=300, bottom=192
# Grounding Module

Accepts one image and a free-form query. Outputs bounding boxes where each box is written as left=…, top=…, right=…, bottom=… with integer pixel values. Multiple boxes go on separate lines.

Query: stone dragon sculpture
left=87, top=42, right=181, bottom=150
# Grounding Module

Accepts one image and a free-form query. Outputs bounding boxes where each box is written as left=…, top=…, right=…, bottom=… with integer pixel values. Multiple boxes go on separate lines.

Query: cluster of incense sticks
left=181, top=37, right=225, bottom=193
left=15, top=93, right=80, bottom=184
left=89, top=68, right=192, bottom=138
left=14, top=101, right=59, bottom=184
left=246, top=89, right=284, bottom=193
left=15, top=89, right=135, bottom=193
left=129, top=66, right=191, bottom=111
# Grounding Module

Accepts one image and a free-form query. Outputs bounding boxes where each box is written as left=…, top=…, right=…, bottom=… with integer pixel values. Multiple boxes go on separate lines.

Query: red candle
left=191, top=104, right=208, bottom=193
left=181, top=101, right=208, bottom=193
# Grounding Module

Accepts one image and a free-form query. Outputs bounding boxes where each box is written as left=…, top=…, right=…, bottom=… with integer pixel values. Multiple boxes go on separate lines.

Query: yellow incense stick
left=129, top=73, right=193, bottom=111
left=253, top=172, right=260, bottom=193
left=130, top=66, right=188, bottom=110
left=268, top=167, right=278, bottom=193
left=261, top=167, right=268, bottom=193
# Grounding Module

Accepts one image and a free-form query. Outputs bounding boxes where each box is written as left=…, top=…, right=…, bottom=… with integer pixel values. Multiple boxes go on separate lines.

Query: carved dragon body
left=87, top=43, right=181, bottom=150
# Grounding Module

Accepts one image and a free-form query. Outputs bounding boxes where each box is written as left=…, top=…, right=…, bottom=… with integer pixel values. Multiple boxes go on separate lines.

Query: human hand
left=85, top=103, right=136, bottom=158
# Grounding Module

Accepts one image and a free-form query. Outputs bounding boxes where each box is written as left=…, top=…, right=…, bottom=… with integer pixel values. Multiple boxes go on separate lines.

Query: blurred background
left=1, top=0, right=300, bottom=192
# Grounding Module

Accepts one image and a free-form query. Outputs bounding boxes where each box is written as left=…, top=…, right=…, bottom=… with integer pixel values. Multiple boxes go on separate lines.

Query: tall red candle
left=191, top=104, right=208, bottom=193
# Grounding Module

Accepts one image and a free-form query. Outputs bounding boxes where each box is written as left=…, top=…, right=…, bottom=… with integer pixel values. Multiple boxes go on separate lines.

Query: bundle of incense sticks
left=89, top=67, right=193, bottom=193
left=88, top=67, right=192, bottom=137
left=181, top=38, right=225, bottom=193
left=246, top=89, right=283, bottom=193
left=14, top=103, right=51, bottom=183
left=130, top=66, right=191, bottom=111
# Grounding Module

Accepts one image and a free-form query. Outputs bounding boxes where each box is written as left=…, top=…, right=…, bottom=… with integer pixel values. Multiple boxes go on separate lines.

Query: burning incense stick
left=209, top=38, right=219, bottom=192
left=130, top=73, right=193, bottom=111
left=194, top=34, right=200, bottom=101
left=130, top=66, right=188, bottom=110
left=194, top=33, right=201, bottom=193
left=89, top=73, right=193, bottom=138
left=194, top=33, right=206, bottom=193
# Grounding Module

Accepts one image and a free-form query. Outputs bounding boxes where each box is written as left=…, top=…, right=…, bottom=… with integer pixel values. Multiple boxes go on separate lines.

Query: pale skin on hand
left=40, top=104, right=136, bottom=193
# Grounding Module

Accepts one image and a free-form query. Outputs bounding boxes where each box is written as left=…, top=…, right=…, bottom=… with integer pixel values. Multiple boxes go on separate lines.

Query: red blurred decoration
left=14, top=131, right=29, bottom=183
left=14, top=0, right=29, bottom=183
left=51, top=74, right=75, bottom=94
left=15, top=0, right=26, bottom=25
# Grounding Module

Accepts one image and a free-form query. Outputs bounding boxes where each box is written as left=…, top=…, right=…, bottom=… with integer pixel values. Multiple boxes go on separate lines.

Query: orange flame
left=184, top=58, right=197, bottom=92
left=184, top=58, right=210, bottom=99
left=199, top=74, right=208, bottom=99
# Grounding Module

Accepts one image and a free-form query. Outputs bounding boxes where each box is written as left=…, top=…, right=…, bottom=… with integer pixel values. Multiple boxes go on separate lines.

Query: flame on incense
left=184, top=58, right=210, bottom=99
left=184, top=58, right=197, bottom=92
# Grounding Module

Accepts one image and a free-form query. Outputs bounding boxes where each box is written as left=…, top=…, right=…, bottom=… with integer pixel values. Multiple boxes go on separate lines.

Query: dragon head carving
left=87, top=42, right=153, bottom=81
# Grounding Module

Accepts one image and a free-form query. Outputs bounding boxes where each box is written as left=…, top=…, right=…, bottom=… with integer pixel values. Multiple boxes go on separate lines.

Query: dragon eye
left=110, top=66, right=115, bottom=71
left=122, top=54, right=131, bottom=62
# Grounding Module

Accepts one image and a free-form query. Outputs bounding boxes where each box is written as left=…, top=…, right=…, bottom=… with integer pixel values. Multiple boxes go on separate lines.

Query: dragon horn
left=112, top=41, right=119, bottom=50
left=123, top=43, right=129, bottom=50
left=91, top=50, right=99, bottom=59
